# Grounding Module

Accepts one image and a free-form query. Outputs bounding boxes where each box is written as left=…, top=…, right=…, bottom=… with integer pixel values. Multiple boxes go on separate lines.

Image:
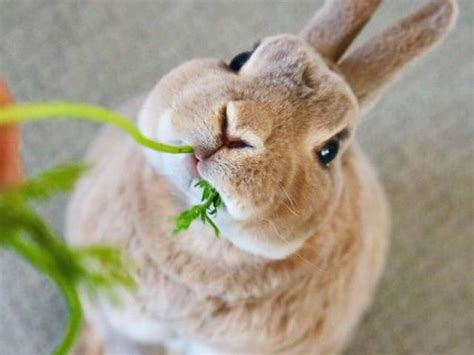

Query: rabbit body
left=67, top=119, right=389, bottom=354
left=67, top=1, right=457, bottom=354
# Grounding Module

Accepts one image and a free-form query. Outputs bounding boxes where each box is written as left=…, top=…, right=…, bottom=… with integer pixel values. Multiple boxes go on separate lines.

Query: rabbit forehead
left=238, top=34, right=358, bottom=133
left=151, top=33, right=358, bottom=139
left=241, top=34, right=312, bottom=75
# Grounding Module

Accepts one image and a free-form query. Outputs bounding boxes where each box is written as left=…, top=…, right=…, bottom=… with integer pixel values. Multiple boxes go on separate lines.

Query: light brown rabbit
left=66, top=1, right=457, bottom=354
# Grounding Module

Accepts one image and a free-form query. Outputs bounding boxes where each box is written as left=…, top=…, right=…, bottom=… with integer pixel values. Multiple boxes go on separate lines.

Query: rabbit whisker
left=278, top=183, right=299, bottom=217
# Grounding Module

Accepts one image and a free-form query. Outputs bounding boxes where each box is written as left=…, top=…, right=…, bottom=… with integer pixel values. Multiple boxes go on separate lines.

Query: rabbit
left=66, top=0, right=457, bottom=354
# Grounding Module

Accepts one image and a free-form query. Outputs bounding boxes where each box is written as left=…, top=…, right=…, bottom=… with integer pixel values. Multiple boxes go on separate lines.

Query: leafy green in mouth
left=174, top=179, right=222, bottom=237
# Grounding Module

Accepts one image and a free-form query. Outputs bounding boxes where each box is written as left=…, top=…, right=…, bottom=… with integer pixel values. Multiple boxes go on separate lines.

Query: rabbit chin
left=138, top=148, right=304, bottom=259
left=217, top=212, right=310, bottom=260
left=142, top=151, right=306, bottom=259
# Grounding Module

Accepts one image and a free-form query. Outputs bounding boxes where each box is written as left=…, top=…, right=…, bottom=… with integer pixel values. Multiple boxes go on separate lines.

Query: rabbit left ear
left=300, top=0, right=382, bottom=62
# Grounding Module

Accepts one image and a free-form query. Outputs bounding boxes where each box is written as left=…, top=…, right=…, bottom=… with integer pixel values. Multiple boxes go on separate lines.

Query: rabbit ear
left=300, top=0, right=382, bottom=61
left=339, top=0, right=458, bottom=115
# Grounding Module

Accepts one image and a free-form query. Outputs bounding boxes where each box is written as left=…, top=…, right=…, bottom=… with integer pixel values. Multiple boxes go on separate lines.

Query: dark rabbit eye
left=229, top=51, right=253, bottom=72
left=317, top=139, right=339, bottom=166
left=228, top=41, right=260, bottom=73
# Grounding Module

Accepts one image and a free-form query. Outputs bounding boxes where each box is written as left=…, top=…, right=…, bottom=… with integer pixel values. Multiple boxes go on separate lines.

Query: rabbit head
left=138, top=0, right=457, bottom=259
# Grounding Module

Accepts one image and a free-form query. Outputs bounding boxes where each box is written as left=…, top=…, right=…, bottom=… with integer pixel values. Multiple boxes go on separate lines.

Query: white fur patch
left=227, top=232, right=305, bottom=260
left=217, top=213, right=307, bottom=260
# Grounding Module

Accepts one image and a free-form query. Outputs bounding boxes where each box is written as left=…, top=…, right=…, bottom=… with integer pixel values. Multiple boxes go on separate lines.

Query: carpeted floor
left=0, top=1, right=472, bottom=354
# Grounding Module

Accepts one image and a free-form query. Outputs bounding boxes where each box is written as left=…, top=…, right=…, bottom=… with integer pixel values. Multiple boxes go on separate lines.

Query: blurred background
left=0, top=0, right=472, bottom=354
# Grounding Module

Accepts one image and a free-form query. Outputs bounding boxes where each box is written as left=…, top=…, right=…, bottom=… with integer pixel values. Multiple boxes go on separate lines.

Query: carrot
left=0, top=78, right=22, bottom=186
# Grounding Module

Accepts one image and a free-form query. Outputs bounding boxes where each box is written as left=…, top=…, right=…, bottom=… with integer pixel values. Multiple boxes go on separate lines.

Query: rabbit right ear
left=339, top=0, right=458, bottom=115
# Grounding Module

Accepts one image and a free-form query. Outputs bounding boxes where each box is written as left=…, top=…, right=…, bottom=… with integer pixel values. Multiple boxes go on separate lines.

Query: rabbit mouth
left=186, top=153, right=201, bottom=179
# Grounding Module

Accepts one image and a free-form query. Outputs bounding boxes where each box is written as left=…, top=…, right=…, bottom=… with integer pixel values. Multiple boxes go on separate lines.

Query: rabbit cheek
left=139, top=105, right=200, bottom=197
left=145, top=150, right=192, bottom=192
left=313, top=166, right=343, bottom=225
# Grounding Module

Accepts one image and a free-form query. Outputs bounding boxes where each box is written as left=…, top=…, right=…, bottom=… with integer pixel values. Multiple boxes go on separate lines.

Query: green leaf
left=172, top=180, right=222, bottom=237
left=18, top=163, right=89, bottom=201
left=173, top=206, right=201, bottom=234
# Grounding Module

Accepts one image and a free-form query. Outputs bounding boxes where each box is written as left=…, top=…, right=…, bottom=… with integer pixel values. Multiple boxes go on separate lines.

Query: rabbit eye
left=228, top=41, right=260, bottom=72
left=229, top=51, right=253, bottom=72
left=317, top=139, right=339, bottom=166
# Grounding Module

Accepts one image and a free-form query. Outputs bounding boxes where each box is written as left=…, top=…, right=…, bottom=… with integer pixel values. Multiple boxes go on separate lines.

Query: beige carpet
left=0, top=0, right=472, bottom=354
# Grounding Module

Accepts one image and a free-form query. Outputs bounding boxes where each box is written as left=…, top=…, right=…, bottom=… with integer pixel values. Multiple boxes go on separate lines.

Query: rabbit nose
left=194, top=103, right=253, bottom=161
left=194, top=145, right=222, bottom=161
left=194, top=134, right=250, bottom=161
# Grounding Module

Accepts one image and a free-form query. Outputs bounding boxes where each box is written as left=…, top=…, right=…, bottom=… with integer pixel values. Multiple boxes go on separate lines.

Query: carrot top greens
left=0, top=102, right=222, bottom=354
left=0, top=163, right=135, bottom=354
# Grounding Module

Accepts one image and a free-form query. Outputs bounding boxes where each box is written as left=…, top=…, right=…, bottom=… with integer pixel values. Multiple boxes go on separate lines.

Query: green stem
left=203, top=191, right=219, bottom=210
left=52, top=276, right=82, bottom=355
left=0, top=102, right=193, bottom=154
left=7, top=237, right=83, bottom=355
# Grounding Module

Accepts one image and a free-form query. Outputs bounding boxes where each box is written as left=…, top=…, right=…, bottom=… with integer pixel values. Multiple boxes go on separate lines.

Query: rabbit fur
left=66, top=0, right=457, bottom=354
